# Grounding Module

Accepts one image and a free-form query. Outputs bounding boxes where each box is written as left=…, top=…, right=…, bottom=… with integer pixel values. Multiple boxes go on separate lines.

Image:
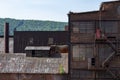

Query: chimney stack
left=4, top=22, right=9, bottom=53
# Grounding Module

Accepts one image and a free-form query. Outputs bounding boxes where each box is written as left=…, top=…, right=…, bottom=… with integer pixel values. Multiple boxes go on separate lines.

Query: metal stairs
left=95, top=32, right=120, bottom=79
left=106, top=68, right=120, bottom=80
left=101, top=37, right=120, bottom=80
left=96, top=36, right=117, bottom=67
left=102, top=51, right=115, bottom=67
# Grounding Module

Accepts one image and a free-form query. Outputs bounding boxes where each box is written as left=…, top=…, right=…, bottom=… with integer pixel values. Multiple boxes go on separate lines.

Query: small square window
left=48, top=38, right=54, bottom=44
left=29, top=38, right=33, bottom=44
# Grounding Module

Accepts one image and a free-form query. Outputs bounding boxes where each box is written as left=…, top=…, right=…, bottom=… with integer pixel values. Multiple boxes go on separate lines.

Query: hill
left=0, top=18, right=67, bottom=36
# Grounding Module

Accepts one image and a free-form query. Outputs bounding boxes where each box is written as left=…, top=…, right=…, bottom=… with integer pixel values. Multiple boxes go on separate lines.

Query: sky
left=0, top=0, right=116, bottom=22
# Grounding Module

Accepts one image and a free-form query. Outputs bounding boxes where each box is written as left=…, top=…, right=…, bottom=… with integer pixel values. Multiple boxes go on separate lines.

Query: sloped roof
left=25, top=46, right=50, bottom=50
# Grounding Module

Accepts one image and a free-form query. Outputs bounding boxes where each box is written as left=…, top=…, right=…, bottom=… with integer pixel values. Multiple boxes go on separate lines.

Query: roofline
left=68, top=11, right=99, bottom=15
left=101, top=0, right=120, bottom=4
left=0, top=36, right=13, bottom=38
left=69, top=1, right=120, bottom=15
left=14, top=31, right=68, bottom=32
left=100, top=0, right=120, bottom=10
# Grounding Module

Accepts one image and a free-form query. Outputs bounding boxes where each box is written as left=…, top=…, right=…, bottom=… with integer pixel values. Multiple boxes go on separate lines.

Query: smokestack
left=4, top=22, right=9, bottom=53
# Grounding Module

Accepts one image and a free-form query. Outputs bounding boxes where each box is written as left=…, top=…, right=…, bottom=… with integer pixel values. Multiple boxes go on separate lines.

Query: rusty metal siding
left=71, top=33, right=95, bottom=43
left=0, top=74, right=69, bottom=80
left=71, top=69, right=94, bottom=79
left=70, top=21, right=95, bottom=43
left=68, top=11, right=99, bottom=21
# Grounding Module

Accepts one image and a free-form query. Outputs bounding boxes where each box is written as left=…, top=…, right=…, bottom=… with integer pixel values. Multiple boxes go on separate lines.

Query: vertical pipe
left=68, top=12, right=71, bottom=79
left=4, top=22, right=9, bottom=53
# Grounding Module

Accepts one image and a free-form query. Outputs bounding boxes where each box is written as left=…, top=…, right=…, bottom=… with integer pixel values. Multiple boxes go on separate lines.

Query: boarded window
left=72, top=44, right=93, bottom=61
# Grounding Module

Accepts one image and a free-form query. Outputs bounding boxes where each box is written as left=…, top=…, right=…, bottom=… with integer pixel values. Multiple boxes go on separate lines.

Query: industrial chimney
left=4, top=22, right=9, bottom=53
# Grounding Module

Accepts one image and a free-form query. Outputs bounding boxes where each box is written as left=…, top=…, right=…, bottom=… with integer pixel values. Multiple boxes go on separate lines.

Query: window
left=101, top=21, right=118, bottom=33
left=72, top=22, right=94, bottom=33
left=29, top=38, right=33, bottom=45
left=48, top=37, right=54, bottom=44
left=72, top=22, right=79, bottom=33
left=80, top=22, right=94, bottom=33
left=73, top=45, right=80, bottom=61
left=72, top=44, right=93, bottom=61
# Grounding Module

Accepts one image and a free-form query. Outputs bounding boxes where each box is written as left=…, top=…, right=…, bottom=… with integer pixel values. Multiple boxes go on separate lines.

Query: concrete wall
left=0, top=53, right=68, bottom=74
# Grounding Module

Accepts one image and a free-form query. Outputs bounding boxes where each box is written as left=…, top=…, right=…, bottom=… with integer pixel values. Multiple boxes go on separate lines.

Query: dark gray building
left=14, top=31, right=69, bottom=55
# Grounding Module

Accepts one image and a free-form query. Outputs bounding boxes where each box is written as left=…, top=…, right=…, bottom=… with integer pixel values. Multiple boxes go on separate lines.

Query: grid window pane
left=72, top=44, right=93, bottom=61
left=101, top=21, right=118, bottom=33
left=72, top=22, right=95, bottom=33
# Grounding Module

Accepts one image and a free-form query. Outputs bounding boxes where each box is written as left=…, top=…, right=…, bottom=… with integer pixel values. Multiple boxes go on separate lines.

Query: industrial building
left=68, top=1, right=120, bottom=80
left=14, top=31, right=69, bottom=54
left=0, top=0, right=120, bottom=80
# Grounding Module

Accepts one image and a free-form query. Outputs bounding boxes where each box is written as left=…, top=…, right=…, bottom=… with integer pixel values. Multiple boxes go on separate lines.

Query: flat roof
left=25, top=46, right=50, bottom=51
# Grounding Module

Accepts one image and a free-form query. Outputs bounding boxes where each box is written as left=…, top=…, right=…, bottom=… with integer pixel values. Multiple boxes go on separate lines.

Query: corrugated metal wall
left=14, top=31, right=69, bottom=53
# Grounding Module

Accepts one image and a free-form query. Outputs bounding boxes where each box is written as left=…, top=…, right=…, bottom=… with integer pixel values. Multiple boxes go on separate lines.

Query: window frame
left=100, top=21, right=118, bottom=34
left=71, top=21, right=95, bottom=34
left=72, top=44, right=94, bottom=61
